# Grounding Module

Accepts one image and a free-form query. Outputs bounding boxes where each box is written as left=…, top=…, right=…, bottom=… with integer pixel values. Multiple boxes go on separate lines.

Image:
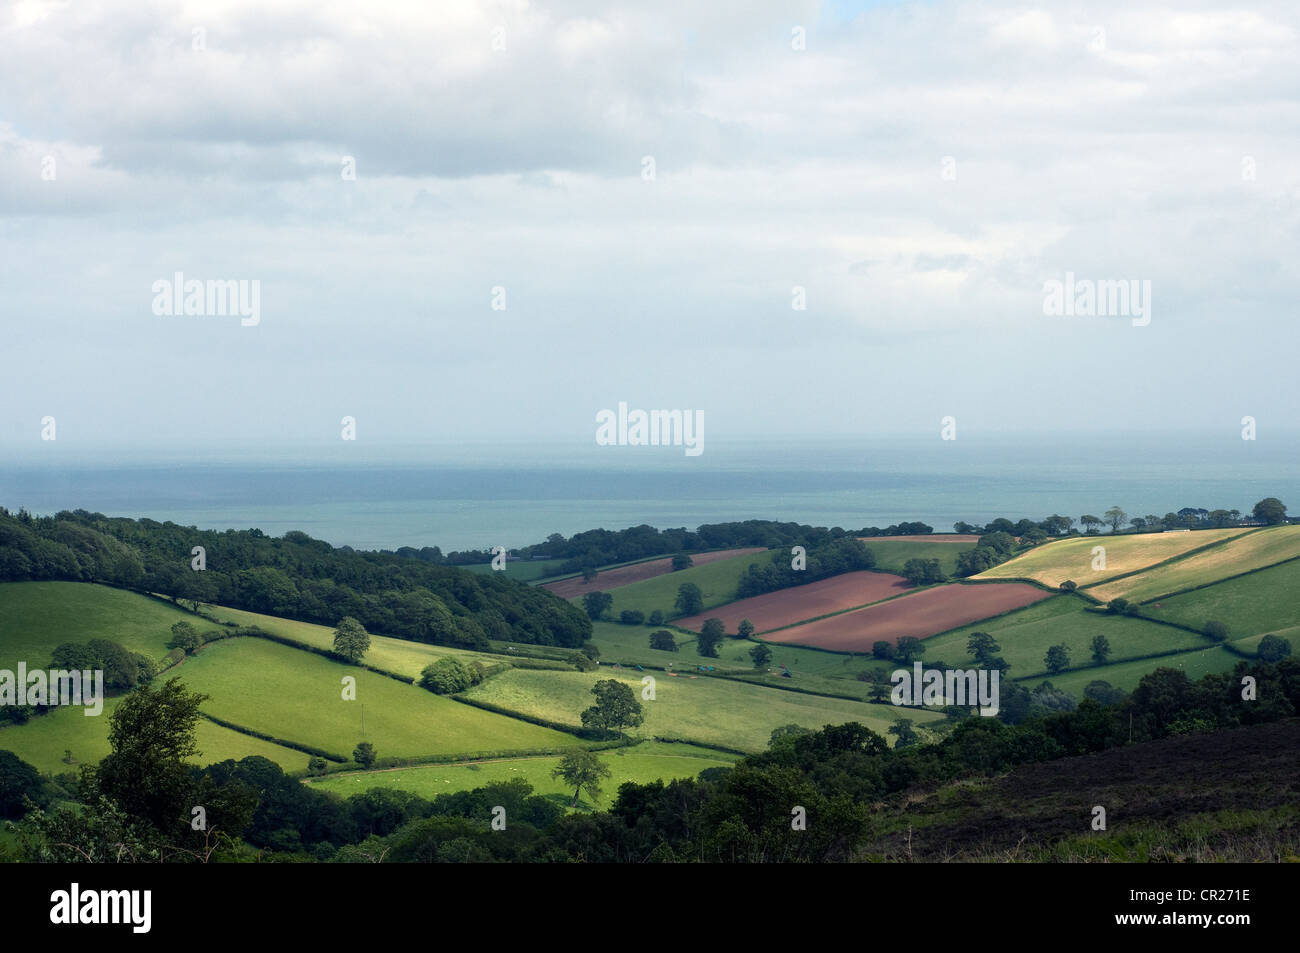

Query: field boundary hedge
left=447, top=694, right=599, bottom=738
left=1071, top=527, right=1266, bottom=593
left=197, top=712, right=347, bottom=762
left=1010, top=642, right=1223, bottom=683
left=1133, top=553, right=1300, bottom=607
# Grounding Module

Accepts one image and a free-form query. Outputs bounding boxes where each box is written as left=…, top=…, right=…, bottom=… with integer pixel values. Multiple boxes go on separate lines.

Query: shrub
left=419, top=657, right=479, bottom=695
left=1204, top=620, right=1230, bottom=642
left=619, top=609, right=646, bottom=626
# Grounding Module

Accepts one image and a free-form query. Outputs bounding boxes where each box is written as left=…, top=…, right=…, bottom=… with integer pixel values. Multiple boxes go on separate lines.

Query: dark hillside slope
left=868, top=718, right=1300, bottom=861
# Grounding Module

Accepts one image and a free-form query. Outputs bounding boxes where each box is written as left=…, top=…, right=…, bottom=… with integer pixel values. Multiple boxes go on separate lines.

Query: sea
left=1, top=433, right=1295, bottom=553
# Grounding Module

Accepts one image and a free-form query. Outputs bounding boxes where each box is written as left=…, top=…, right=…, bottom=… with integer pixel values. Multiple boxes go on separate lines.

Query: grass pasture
left=1088, top=526, right=1300, bottom=604
left=0, top=581, right=198, bottom=670
left=863, top=537, right=978, bottom=577
left=975, top=528, right=1250, bottom=589
left=0, top=695, right=312, bottom=774
left=1143, top=556, right=1300, bottom=640
left=1023, top=644, right=1247, bottom=696
left=596, top=550, right=773, bottom=620
left=175, top=638, right=579, bottom=762
left=542, top=548, right=767, bottom=600
left=462, top=666, right=944, bottom=753
left=461, top=558, right=570, bottom=582
left=920, top=596, right=1210, bottom=678
left=201, top=603, right=514, bottom=679
left=306, top=740, right=738, bottom=810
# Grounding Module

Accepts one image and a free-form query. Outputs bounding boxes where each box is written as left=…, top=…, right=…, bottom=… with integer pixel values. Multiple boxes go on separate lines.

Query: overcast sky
left=2, top=0, right=1298, bottom=459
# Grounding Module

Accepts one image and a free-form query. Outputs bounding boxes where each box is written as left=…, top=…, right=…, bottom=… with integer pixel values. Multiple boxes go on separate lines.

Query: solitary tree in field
left=1252, top=498, right=1287, bottom=525
left=671, top=553, right=693, bottom=571
left=582, top=591, right=613, bottom=620
left=1090, top=634, right=1111, bottom=665
left=749, top=644, right=772, bottom=669
left=649, top=630, right=677, bottom=652
left=353, top=742, right=376, bottom=768
left=737, top=619, right=755, bottom=640
left=697, top=618, right=725, bottom=657
left=333, top=616, right=370, bottom=664
left=580, top=679, right=644, bottom=735
left=1104, top=507, right=1127, bottom=533
left=674, top=582, right=704, bottom=616
left=168, top=621, right=201, bottom=655
left=966, top=632, right=1000, bottom=666
left=1044, top=643, right=1070, bottom=675
left=552, top=749, right=610, bottom=808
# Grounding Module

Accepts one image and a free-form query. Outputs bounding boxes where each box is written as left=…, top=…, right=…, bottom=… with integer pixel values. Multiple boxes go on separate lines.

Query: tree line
left=6, top=655, right=1296, bottom=862
left=0, top=508, right=591, bottom=650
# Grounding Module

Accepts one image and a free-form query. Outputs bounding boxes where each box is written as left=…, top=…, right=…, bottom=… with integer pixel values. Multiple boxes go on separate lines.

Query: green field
left=0, top=695, right=311, bottom=774
left=589, top=621, right=891, bottom=701
left=1088, top=526, right=1300, bottom=603
left=1024, top=644, right=1248, bottom=696
left=202, top=603, right=514, bottom=679
left=462, top=666, right=944, bottom=752
left=1143, top=557, right=1300, bottom=640
left=462, top=558, right=569, bottom=582
left=866, top=539, right=976, bottom=577
left=921, top=596, right=1210, bottom=678
left=975, top=528, right=1249, bottom=589
left=176, top=638, right=580, bottom=762
left=306, top=740, right=738, bottom=810
left=597, top=550, right=770, bottom=619
left=0, top=581, right=198, bottom=669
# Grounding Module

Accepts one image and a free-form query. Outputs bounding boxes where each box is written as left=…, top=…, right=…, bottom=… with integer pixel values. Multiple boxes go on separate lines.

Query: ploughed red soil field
left=857, top=534, right=980, bottom=544
left=541, top=547, right=767, bottom=599
left=675, top=570, right=910, bottom=634
left=764, top=582, right=1052, bottom=651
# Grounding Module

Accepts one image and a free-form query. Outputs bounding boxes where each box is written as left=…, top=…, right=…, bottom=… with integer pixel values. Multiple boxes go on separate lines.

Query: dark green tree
left=649, top=630, right=677, bottom=652
left=167, top=621, right=201, bottom=655
left=887, top=718, right=919, bottom=749
left=1090, top=634, right=1111, bottom=665
left=697, top=618, right=725, bottom=657
left=582, top=590, right=613, bottom=620
left=966, top=631, right=1000, bottom=665
left=749, top=644, right=772, bottom=669
left=674, top=583, right=704, bottom=616
left=1252, top=498, right=1287, bottom=525
left=580, top=679, right=645, bottom=734
left=551, top=749, right=611, bottom=807
left=895, top=636, right=925, bottom=664
left=1044, top=643, right=1070, bottom=675
left=1257, top=634, right=1291, bottom=662
left=353, top=742, right=377, bottom=768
